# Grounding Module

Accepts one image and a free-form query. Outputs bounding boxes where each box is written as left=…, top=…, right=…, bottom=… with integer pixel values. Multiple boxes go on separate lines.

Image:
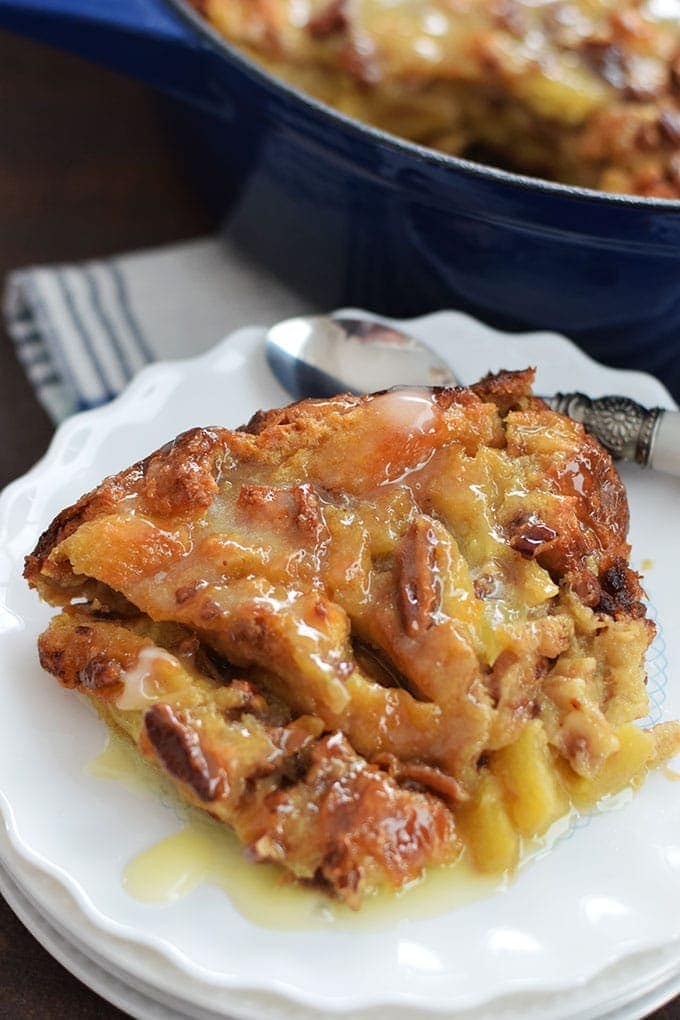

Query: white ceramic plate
left=1, top=310, right=679, bottom=1020
left=3, top=824, right=680, bottom=1020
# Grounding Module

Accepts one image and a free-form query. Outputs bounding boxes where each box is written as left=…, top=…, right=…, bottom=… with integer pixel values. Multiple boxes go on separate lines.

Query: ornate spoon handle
left=544, top=393, right=679, bottom=476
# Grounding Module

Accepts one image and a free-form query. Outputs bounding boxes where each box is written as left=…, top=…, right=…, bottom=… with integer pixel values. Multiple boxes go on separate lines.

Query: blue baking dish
left=2, top=0, right=679, bottom=394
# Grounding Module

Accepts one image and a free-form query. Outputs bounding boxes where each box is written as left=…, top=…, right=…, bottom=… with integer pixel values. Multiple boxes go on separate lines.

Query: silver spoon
left=265, top=315, right=680, bottom=477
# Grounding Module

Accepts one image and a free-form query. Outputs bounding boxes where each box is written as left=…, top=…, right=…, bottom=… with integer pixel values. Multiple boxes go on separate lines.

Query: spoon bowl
left=265, top=315, right=459, bottom=401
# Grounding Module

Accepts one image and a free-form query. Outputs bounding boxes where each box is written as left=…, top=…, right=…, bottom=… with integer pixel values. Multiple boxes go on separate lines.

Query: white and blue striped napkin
left=4, top=236, right=309, bottom=423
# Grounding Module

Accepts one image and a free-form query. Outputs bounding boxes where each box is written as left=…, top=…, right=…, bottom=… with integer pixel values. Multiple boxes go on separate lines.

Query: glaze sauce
left=89, top=734, right=501, bottom=931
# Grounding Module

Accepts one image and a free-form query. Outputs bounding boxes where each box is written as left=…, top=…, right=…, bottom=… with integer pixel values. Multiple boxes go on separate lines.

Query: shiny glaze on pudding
left=26, top=369, right=680, bottom=906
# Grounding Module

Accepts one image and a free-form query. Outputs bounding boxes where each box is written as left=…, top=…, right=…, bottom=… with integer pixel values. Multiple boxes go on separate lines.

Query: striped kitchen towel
left=4, top=236, right=310, bottom=423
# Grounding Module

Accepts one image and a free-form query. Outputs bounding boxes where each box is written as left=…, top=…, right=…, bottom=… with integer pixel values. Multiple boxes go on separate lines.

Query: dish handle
left=0, top=0, right=213, bottom=103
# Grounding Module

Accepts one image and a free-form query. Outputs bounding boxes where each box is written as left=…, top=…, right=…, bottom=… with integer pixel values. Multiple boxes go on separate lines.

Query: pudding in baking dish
left=26, top=370, right=680, bottom=906
left=188, top=0, right=680, bottom=198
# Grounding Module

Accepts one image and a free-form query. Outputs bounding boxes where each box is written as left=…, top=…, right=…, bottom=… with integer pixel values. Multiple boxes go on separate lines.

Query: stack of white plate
left=1, top=314, right=679, bottom=1020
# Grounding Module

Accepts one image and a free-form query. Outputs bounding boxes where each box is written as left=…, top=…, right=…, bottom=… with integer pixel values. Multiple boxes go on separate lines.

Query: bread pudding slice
left=26, top=370, right=680, bottom=906
left=190, top=0, right=680, bottom=198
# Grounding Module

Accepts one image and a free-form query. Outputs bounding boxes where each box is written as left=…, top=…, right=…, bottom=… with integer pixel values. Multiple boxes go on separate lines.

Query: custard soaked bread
left=26, top=371, right=680, bottom=905
left=190, top=0, right=680, bottom=198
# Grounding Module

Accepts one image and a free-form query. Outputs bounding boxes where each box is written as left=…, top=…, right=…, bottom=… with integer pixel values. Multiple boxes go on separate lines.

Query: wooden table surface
left=0, top=26, right=676, bottom=1020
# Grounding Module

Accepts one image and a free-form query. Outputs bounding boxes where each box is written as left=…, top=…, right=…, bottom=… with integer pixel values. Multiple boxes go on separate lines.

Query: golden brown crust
left=470, top=367, right=538, bottom=416
left=140, top=428, right=224, bottom=518
left=24, top=429, right=232, bottom=591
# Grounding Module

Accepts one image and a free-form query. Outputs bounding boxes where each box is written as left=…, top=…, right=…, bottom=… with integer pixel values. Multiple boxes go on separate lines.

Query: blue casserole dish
left=2, top=0, right=679, bottom=394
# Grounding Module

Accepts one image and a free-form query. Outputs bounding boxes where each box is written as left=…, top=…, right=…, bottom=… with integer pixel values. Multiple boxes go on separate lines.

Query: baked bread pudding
left=189, top=0, right=680, bottom=198
left=26, top=370, right=680, bottom=907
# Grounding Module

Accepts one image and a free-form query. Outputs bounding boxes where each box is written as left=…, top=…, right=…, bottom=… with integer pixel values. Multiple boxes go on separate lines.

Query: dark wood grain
left=0, top=23, right=676, bottom=1020
left=0, top=25, right=212, bottom=1019
left=0, top=27, right=212, bottom=490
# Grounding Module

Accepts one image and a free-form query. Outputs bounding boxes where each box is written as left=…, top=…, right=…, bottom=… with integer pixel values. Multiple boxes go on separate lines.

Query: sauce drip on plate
left=89, top=733, right=501, bottom=931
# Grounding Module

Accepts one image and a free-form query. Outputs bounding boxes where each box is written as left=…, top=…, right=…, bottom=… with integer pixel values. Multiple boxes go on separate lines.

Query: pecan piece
left=508, top=513, right=557, bottom=559
left=237, top=482, right=323, bottom=537
left=308, top=0, right=348, bottom=38
left=395, top=518, right=441, bottom=637
left=374, top=753, right=468, bottom=805
left=143, top=703, right=225, bottom=801
left=78, top=655, right=123, bottom=692
left=293, top=484, right=323, bottom=536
